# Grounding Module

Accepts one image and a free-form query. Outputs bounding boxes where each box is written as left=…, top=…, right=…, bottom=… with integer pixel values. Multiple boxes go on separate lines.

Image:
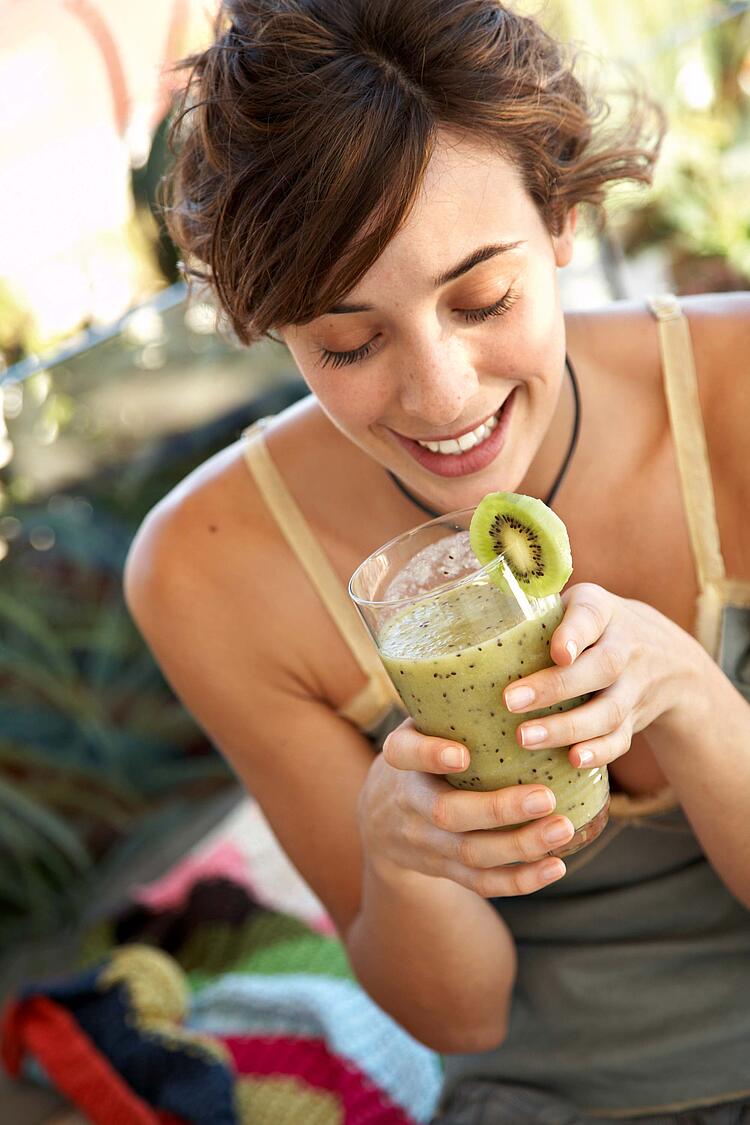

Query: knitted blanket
left=1, top=801, right=443, bottom=1124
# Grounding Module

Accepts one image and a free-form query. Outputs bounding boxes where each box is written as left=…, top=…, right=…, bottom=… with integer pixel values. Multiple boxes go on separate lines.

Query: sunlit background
left=0, top=0, right=748, bottom=1013
left=1, top=1, right=749, bottom=371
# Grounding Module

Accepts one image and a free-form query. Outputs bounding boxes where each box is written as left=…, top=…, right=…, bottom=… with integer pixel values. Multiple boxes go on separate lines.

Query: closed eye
left=457, top=288, right=519, bottom=324
left=318, top=336, right=381, bottom=369
left=317, top=288, right=519, bottom=369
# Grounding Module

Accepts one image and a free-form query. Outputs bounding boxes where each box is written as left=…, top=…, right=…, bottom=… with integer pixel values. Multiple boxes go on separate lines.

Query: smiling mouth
left=388, top=389, right=517, bottom=479
left=411, top=412, right=499, bottom=455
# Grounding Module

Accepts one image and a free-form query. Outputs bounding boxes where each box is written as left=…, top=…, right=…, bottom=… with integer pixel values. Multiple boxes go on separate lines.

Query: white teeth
left=456, top=430, right=479, bottom=452
left=416, top=411, right=499, bottom=455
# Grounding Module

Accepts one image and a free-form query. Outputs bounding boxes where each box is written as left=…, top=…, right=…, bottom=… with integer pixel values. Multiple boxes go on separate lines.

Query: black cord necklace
left=386, top=353, right=581, bottom=517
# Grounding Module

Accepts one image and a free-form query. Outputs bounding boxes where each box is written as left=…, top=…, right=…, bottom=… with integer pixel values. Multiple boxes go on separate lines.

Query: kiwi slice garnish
left=469, top=491, right=572, bottom=597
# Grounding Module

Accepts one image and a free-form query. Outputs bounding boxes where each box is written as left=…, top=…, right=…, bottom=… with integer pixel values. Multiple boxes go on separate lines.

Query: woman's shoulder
left=568, top=290, right=749, bottom=576
left=122, top=394, right=376, bottom=709
left=123, top=396, right=324, bottom=649
left=567, top=290, right=749, bottom=401
left=567, top=289, right=749, bottom=357
left=128, top=393, right=320, bottom=554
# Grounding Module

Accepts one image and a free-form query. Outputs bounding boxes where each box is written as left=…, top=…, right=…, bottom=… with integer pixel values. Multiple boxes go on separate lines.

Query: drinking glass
left=349, top=508, right=609, bottom=857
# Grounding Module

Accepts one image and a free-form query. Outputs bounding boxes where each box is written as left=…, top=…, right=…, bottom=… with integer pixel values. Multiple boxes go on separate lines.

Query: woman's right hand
left=358, top=718, right=573, bottom=897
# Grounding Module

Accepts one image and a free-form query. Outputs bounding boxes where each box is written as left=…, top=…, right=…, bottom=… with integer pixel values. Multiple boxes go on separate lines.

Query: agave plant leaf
left=0, top=740, right=146, bottom=810
left=0, top=592, right=77, bottom=682
left=133, top=758, right=234, bottom=792
left=81, top=603, right=136, bottom=693
left=73, top=709, right=145, bottom=767
left=0, top=862, right=37, bottom=913
left=57, top=621, right=133, bottom=658
left=0, top=811, right=86, bottom=942
left=0, top=644, right=94, bottom=715
left=10, top=782, right=138, bottom=832
left=0, top=776, right=92, bottom=872
left=0, top=702, right=76, bottom=744
left=119, top=694, right=207, bottom=742
left=99, top=642, right=168, bottom=698
left=0, top=705, right=142, bottom=784
left=0, top=830, right=59, bottom=936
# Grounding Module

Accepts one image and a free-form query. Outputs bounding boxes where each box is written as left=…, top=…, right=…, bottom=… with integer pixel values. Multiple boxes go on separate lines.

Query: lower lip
left=391, top=390, right=516, bottom=478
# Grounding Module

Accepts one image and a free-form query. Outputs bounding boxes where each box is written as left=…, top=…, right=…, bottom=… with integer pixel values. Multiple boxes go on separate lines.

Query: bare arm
left=123, top=498, right=522, bottom=1052
left=497, top=296, right=750, bottom=906
left=646, top=655, right=750, bottom=909
left=645, top=294, right=750, bottom=904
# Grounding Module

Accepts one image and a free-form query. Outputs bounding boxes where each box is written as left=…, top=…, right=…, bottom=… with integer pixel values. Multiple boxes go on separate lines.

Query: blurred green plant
left=605, top=3, right=750, bottom=289
left=0, top=460, right=234, bottom=952
left=619, top=140, right=750, bottom=289
left=0, top=362, right=306, bottom=958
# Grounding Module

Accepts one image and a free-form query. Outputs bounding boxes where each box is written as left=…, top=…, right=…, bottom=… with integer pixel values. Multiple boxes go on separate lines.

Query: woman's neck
left=518, top=355, right=578, bottom=504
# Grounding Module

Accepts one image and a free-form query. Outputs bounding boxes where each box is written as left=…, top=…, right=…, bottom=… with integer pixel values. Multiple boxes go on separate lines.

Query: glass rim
left=348, top=505, right=512, bottom=611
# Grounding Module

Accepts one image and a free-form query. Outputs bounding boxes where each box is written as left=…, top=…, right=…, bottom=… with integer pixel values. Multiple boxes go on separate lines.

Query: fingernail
left=441, top=747, right=467, bottom=769
left=541, top=859, right=566, bottom=882
left=523, top=790, right=554, bottom=815
left=566, top=640, right=578, bottom=663
left=544, top=819, right=574, bottom=846
left=505, top=686, right=535, bottom=711
left=577, top=750, right=594, bottom=767
left=520, top=724, right=547, bottom=747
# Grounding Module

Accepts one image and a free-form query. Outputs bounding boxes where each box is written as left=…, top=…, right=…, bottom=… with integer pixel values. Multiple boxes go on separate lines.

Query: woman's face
left=282, top=133, right=576, bottom=511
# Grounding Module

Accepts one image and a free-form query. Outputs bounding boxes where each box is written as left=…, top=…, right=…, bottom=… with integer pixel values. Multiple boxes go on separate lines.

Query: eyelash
left=317, top=288, right=519, bottom=369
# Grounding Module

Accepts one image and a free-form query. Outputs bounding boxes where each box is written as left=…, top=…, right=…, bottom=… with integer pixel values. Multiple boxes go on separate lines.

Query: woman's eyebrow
left=327, top=300, right=374, bottom=314
left=325, top=240, right=525, bottom=314
left=433, top=241, right=525, bottom=286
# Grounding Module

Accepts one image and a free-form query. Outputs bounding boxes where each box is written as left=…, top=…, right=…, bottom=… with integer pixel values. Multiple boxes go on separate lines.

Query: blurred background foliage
left=0, top=0, right=748, bottom=968
left=532, top=0, right=750, bottom=289
left=2, top=0, right=750, bottom=370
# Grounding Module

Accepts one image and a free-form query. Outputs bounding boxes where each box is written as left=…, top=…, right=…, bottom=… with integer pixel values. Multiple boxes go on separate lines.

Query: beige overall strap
left=241, top=420, right=396, bottom=699
left=646, top=294, right=726, bottom=592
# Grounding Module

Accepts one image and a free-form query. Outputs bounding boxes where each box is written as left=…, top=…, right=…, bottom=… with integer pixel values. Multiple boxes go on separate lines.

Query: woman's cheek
left=310, top=371, right=391, bottom=434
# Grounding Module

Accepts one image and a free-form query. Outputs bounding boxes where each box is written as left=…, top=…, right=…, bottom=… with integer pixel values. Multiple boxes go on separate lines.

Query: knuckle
left=515, top=825, right=544, bottom=864
left=504, top=866, right=529, bottom=897
left=396, top=764, right=420, bottom=801
left=564, top=711, right=582, bottom=743
left=600, top=645, right=624, bottom=681
left=457, top=832, right=478, bottom=868
left=471, top=870, right=498, bottom=898
left=547, top=665, right=568, bottom=700
left=429, top=791, right=454, bottom=831
left=489, top=790, right=513, bottom=827
left=381, top=731, right=400, bottom=767
left=578, top=598, right=607, bottom=636
left=577, top=581, right=606, bottom=604
left=605, top=695, right=626, bottom=728
left=617, top=724, right=633, bottom=753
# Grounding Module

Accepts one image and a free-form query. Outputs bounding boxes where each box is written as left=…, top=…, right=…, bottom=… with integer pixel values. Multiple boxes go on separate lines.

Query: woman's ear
left=553, top=206, right=577, bottom=268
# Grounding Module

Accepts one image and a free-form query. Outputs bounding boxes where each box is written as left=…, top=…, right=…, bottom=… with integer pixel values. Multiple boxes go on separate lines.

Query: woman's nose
left=397, top=335, right=479, bottom=426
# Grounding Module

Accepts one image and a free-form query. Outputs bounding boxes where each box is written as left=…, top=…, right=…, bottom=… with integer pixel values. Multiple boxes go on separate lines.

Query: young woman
left=124, top=2, right=750, bottom=1120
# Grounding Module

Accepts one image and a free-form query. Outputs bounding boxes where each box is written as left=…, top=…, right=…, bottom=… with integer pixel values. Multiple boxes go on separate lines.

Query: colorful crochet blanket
left=1, top=802, right=443, bottom=1124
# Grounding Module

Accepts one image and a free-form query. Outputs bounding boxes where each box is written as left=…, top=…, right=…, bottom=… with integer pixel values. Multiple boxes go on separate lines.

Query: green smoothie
left=380, top=578, right=609, bottom=841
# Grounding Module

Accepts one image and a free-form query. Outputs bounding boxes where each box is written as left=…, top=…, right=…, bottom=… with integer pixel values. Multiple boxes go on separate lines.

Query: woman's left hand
left=504, top=582, right=702, bottom=769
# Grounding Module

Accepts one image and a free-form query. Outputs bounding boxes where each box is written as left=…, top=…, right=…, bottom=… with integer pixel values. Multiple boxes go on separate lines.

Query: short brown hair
left=166, top=0, right=664, bottom=344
